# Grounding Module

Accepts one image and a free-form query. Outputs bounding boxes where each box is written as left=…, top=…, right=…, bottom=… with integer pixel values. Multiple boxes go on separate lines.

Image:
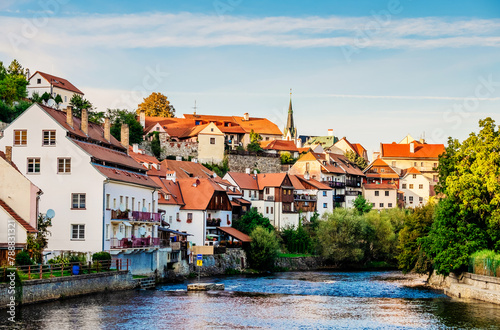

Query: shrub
left=15, top=250, right=33, bottom=266
left=92, top=252, right=112, bottom=270
left=248, top=226, right=280, bottom=270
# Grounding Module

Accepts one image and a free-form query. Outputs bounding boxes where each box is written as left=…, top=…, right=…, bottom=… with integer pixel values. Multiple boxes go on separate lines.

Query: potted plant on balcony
left=187, top=218, right=192, bottom=223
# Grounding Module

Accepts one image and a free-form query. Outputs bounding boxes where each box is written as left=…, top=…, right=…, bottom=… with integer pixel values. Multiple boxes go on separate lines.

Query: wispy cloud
left=1, top=12, right=500, bottom=54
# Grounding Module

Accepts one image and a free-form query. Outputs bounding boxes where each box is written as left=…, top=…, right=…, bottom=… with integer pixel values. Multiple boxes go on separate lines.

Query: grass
left=470, top=249, right=500, bottom=277
left=278, top=253, right=313, bottom=258
left=132, top=275, right=148, bottom=279
left=16, top=267, right=118, bottom=281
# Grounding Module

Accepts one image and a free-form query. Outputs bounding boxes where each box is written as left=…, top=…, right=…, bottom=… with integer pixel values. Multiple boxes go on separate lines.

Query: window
left=385, top=191, right=389, bottom=196
left=113, top=198, right=116, bottom=210
left=142, top=199, right=146, bottom=210
left=375, top=191, right=380, bottom=196
left=187, top=213, right=193, bottom=222
left=106, top=194, right=110, bottom=209
left=323, top=203, right=327, bottom=208
left=409, top=184, right=414, bottom=189
left=409, top=196, right=414, bottom=203
left=131, top=197, right=135, bottom=211
left=419, top=184, right=423, bottom=189
left=371, top=203, right=375, bottom=207
left=412, top=174, right=417, bottom=179
left=270, top=207, right=273, bottom=214
left=210, top=138, right=215, bottom=144
left=402, top=183, right=407, bottom=189
left=152, top=201, right=155, bottom=212
left=169, top=216, right=172, bottom=224
left=72, top=193, right=86, bottom=209
left=433, top=163, right=438, bottom=168
left=266, top=207, right=269, bottom=213
left=421, top=162, right=424, bottom=167
left=37, top=78, right=41, bottom=84
left=57, top=158, right=71, bottom=173
left=380, top=169, right=385, bottom=173
left=379, top=203, right=384, bottom=208
left=27, top=158, right=40, bottom=173
left=105, top=224, right=110, bottom=240
left=419, top=197, right=424, bottom=203
left=71, top=224, right=85, bottom=240
left=64, top=96, right=67, bottom=102
left=176, top=212, right=180, bottom=220
left=125, top=197, right=129, bottom=209
left=120, top=196, right=123, bottom=206
left=42, top=130, right=56, bottom=146
left=265, top=188, right=270, bottom=194
left=414, top=162, right=417, bottom=167
left=388, top=203, right=393, bottom=208
left=323, top=191, right=327, bottom=196
left=14, top=130, right=27, bottom=146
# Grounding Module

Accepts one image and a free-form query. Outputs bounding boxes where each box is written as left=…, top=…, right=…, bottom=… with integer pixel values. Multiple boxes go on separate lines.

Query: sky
left=1, top=0, right=499, bottom=157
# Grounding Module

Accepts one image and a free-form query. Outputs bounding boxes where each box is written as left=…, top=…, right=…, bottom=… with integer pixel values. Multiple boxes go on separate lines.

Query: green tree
left=31, top=91, right=42, bottom=103
left=0, top=100, right=32, bottom=123
left=246, top=130, right=262, bottom=153
left=353, top=195, right=372, bottom=214
left=345, top=150, right=368, bottom=170
left=7, top=59, right=24, bottom=76
left=248, top=226, right=280, bottom=270
left=0, top=74, right=28, bottom=105
left=280, top=218, right=313, bottom=254
left=88, top=111, right=106, bottom=125
left=137, top=92, right=175, bottom=117
left=150, top=131, right=162, bottom=159
left=69, top=94, right=93, bottom=117
left=26, top=214, right=52, bottom=264
left=54, top=94, right=63, bottom=106
left=203, top=157, right=229, bottom=177
left=280, top=151, right=295, bottom=165
left=108, top=109, right=144, bottom=144
left=232, top=207, right=274, bottom=235
left=40, top=92, right=51, bottom=103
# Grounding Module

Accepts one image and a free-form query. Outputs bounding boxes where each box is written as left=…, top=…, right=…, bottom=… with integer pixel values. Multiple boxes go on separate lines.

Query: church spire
left=284, top=88, right=296, bottom=141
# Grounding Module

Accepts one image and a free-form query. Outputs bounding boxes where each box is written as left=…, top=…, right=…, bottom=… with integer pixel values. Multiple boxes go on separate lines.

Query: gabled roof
left=260, top=139, right=298, bottom=152
left=177, top=178, right=227, bottom=210
left=128, top=146, right=160, bottom=165
left=150, top=177, right=185, bottom=206
left=289, top=174, right=305, bottom=190
left=226, top=172, right=259, bottom=190
left=0, top=198, right=37, bottom=233
left=381, top=141, right=445, bottom=159
left=401, top=167, right=422, bottom=177
left=256, top=173, right=289, bottom=189
left=232, top=116, right=282, bottom=135
left=217, top=226, right=251, bottom=243
left=160, top=160, right=214, bottom=179
left=92, top=165, right=159, bottom=189
left=39, top=104, right=124, bottom=150
left=328, top=153, right=365, bottom=176
left=363, top=183, right=398, bottom=190
left=29, top=71, right=84, bottom=95
left=352, top=143, right=366, bottom=157
left=74, top=140, right=144, bottom=171
left=363, top=159, right=400, bottom=179
left=294, top=175, right=332, bottom=190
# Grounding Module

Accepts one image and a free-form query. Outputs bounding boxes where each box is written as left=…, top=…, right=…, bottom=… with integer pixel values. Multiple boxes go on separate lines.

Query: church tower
left=283, top=89, right=297, bottom=142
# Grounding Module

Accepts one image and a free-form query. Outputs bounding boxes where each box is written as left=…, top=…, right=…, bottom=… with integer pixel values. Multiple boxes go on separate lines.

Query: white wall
left=400, top=174, right=431, bottom=208
left=0, top=209, right=28, bottom=244
left=363, top=189, right=397, bottom=209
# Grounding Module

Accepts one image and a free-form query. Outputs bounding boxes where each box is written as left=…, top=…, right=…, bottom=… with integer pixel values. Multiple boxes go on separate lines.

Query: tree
left=88, top=111, right=106, bottom=125
left=40, top=92, right=51, bottom=103
left=26, top=214, right=52, bottom=264
left=353, top=195, right=372, bottom=214
left=7, top=59, right=24, bottom=76
left=54, top=94, right=63, bottom=106
left=69, top=94, right=93, bottom=117
left=280, top=152, right=295, bottom=165
left=203, top=157, right=229, bottom=177
left=150, top=131, right=162, bottom=159
left=108, top=109, right=144, bottom=145
left=232, top=207, right=274, bottom=235
left=345, top=150, right=368, bottom=170
left=31, top=91, right=42, bottom=103
left=0, top=59, right=28, bottom=105
left=137, top=92, right=175, bottom=117
left=246, top=130, right=262, bottom=153
left=248, top=226, right=280, bottom=270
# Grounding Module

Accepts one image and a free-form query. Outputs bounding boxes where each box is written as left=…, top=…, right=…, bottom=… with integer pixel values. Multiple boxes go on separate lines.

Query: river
left=3, top=271, right=500, bottom=329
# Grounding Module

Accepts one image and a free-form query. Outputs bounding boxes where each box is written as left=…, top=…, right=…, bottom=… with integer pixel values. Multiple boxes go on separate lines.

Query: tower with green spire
left=283, top=89, right=297, bottom=142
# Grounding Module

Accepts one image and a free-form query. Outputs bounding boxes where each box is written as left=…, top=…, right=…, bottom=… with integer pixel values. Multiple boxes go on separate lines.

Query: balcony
left=294, top=194, right=317, bottom=201
left=323, top=181, right=345, bottom=188
left=110, top=237, right=168, bottom=249
left=333, top=195, right=345, bottom=203
left=345, top=191, right=361, bottom=197
left=265, top=196, right=275, bottom=201
left=206, top=218, right=221, bottom=227
left=345, top=179, right=361, bottom=188
left=111, top=210, right=161, bottom=223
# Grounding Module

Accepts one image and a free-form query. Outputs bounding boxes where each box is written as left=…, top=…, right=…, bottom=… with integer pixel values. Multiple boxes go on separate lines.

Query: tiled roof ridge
left=0, top=198, right=37, bottom=233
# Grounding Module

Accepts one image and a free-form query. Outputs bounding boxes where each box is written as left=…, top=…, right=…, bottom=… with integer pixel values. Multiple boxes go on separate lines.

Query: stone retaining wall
left=227, top=154, right=281, bottom=173
left=0, top=271, right=137, bottom=307
left=191, top=249, right=247, bottom=276
left=274, top=256, right=326, bottom=271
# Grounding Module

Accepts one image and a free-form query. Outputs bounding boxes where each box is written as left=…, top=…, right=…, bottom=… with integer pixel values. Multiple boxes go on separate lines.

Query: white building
left=290, top=174, right=333, bottom=220
left=27, top=71, right=84, bottom=109
left=0, top=103, right=164, bottom=262
left=362, top=183, right=398, bottom=210
left=399, top=167, right=431, bottom=208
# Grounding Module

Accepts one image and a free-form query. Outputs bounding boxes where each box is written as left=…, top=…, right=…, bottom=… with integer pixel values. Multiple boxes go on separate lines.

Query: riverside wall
left=274, top=256, right=326, bottom=271
left=0, top=271, right=137, bottom=306
left=428, top=271, right=500, bottom=305
left=227, top=154, right=281, bottom=173
left=190, top=249, right=247, bottom=276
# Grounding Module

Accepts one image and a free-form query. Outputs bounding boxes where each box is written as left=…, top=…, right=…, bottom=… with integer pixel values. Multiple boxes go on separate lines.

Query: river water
left=3, top=271, right=500, bottom=329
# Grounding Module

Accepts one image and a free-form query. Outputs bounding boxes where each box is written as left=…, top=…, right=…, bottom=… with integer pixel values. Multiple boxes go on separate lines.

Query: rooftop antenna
left=193, top=100, right=197, bottom=115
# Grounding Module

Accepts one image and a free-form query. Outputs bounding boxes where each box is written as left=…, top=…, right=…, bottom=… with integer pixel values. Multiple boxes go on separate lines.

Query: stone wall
left=191, top=248, right=247, bottom=276
left=274, top=256, right=326, bottom=271
left=140, top=141, right=198, bottom=160
left=228, top=154, right=281, bottom=173
left=0, top=271, right=137, bottom=306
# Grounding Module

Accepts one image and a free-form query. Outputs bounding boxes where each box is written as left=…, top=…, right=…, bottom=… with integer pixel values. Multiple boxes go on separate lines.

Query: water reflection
left=3, top=271, right=500, bottom=329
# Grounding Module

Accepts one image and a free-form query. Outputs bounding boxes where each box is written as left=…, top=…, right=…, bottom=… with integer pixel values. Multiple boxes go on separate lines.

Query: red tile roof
left=289, top=174, right=305, bottom=190
left=160, top=160, right=214, bottom=179
left=256, top=173, right=289, bottom=189
left=381, top=142, right=445, bottom=159
left=401, top=167, right=422, bottom=177
left=30, top=71, right=83, bottom=95
left=363, top=183, right=398, bottom=190
left=128, top=146, right=160, bottom=165
left=226, top=172, right=259, bottom=190
left=92, top=165, right=159, bottom=189
left=0, top=198, right=37, bottom=233
left=233, top=116, right=282, bottom=135
left=217, top=226, right=251, bottom=242
left=294, top=175, right=332, bottom=190
left=177, top=178, right=228, bottom=210
left=150, top=177, right=185, bottom=205
left=352, top=143, right=366, bottom=157
left=74, top=140, right=144, bottom=171
left=261, top=139, right=298, bottom=152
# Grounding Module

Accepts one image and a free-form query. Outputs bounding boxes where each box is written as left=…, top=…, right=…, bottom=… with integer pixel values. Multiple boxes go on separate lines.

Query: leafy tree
left=280, top=152, right=296, bottom=165
left=345, top=150, right=368, bottom=170
left=88, top=111, right=106, bottom=125
left=7, top=59, right=24, bottom=76
left=150, top=131, right=162, bottom=159
left=108, top=109, right=144, bottom=144
left=26, top=214, right=52, bottom=264
left=41, top=92, right=51, bottom=103
left=69, top=94, right=93, bottom=117
left=280, top=218, right=313, bottom=254
left=15, top=250, right=34, bottom=266
left=137, top=92, right=175, bottom=117
left=353, top=195, right=372, bottom=214
left=364, top=210, right=401, bottom=263
left=203, top=157, right=229, bottom=177
left=31, top=91, right=42, bottom=103
left=232, top=207, right=274, bottom=235
left=248, top=226, right=280, bottom=270
left=397, top=203, right=435, bottom=273
left=0, top=100, right=32, bottom=123
left=246, top=130, right=262, bottom=153
left=0, top=74, right=28, bottom=105
left=0, top=61, right=6, bottom=80
left=54, top=94, right=63, bottom=106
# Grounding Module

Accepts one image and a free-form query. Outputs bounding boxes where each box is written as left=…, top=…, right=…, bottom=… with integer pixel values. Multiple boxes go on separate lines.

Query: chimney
left=328, top=129, right=334, bottom=137
left=81, top=108, right=88, bottom=135
left=66, top=106, right=73, bottom=128
left=5, top=146, right=12, bottom=163
left=132, top=143, right=139, bottom=153
left=104, top=118, right=111, bottom=142
left=243, top=113, right=249, bottom=121
left=139, top=110, right=145, bottom=128
left=410, top=142, right=415, bottom=153
left=121, top=123, right=129, bottom=149
left=296, top=138, right=302, bottom=149
left=304, top=172, right=310, bottom=180
left=245, top=168, right=251, bottom=174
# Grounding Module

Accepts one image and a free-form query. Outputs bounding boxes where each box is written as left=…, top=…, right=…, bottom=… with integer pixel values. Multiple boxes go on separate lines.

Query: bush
left=248, top=226, right=280, bottom=270
left=15, top=250, right=33, bottom=266
left=92, top=252, right=112, bottom=270
left=470, top=249, right=500, bottom=277
left=233, top=208, right=274, bottom=235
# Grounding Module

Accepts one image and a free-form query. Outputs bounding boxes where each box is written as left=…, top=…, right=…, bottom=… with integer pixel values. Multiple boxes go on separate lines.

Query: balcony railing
left=322, top=181, right=345, bottom=188
left=265, top=196, right=275, bottom=201
left=333, top=195, right=345, bottom=203
left=206, top=218, right=221, bottom=227
left=294, top=194, right=317, bottom=201
left=345, top=180, right=361, bottom=188
left=111, top=210, right=161, bottom=223
left=110, top=237, right=168, bottom=249
left=345, top=191, right=361, bottom=196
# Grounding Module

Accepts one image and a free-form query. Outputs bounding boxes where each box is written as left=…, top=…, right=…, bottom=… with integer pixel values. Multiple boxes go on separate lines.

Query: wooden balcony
left=110, top=237, right=168, bottom=249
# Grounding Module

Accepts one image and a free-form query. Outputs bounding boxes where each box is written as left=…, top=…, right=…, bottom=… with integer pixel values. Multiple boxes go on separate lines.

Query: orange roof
left=226, top=172, right=259, bottom=190
left=289, top=175, right=305, bottom=190
left=0, top=199, right=37, bottom=233
left=381, top=142, right=445, bottom=159
left=74, top=140, right=144, bottom=171
left=297, top=147, right=311, bottom=154
left=261, top=139, right=298, bottom=152
left=401, top=167, right=422, bottom=177
left=328, top=153, right=365, bottom=176
left=217, top=226, right=251, bottom=242
left=177, top=178, right=228, bottom=210
left=364, top=183, right=398, bottom=190
left=128, top=146, right=160, bottom=164
left=30, top=71, right=83, bottom=95
left=92, top=165, right=159, bottom=188
left=256, top=173, right=289, bottom=189
left=295, top=175, right=332, bottom=190
left=232, top=116, right=282, bottom=135
left=150, top=177, right=185, bottom=206
left=159, top=160, right=214, bottom=179
left=352, top=143, right=366, bottom=157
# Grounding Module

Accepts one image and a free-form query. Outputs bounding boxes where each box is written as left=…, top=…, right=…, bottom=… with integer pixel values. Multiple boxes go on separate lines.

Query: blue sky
left=1, top=0, right=499, bottom=157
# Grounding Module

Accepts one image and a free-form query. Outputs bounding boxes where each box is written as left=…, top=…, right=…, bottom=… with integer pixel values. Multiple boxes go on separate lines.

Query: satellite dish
left=119, top=203, right=126, bottom=212
left=47, top=99, right=56, bottom=108
left=116, top=232, right=124, bottom=241
left=46, top=209, right=56, bottom=219
left=139, top=227, right=146, bottom=236
left=142, top=206, right=148, bottom=212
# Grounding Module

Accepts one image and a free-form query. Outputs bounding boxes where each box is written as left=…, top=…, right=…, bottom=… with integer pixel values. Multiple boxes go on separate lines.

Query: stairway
left=138, top=276, right=156, bottom=290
